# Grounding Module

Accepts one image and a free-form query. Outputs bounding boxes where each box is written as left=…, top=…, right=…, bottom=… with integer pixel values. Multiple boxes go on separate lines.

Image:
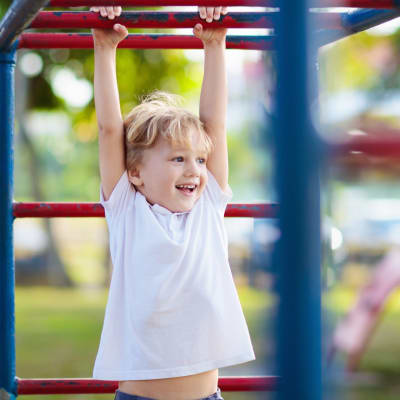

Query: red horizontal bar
left=221, top=376, right=279, bottom=391
left=318, top=0, right=399, bottom=6
left=332, top=136, right=400, bottom=158
left=30, top=11, right=273, bottom=29
left=226, top=203, right=278, bottom=218
left=45, top=0, right=400, bottom=7
left=18, top=33, right=273, bottom=49
left=13, top=202, right=105, bottom=218
left=16, top=376, right=279, bottom=395
left=12, top=202, right=278, bottom=218
left=29, top=11, right=341, bottom=30
left=48, top=0, right=276, bottom=6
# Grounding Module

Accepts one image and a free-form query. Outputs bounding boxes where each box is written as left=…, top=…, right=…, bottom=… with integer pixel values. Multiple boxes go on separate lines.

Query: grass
left=14, top=285, right=400, bottom=400
left=16, top=288, right=106, bottom=379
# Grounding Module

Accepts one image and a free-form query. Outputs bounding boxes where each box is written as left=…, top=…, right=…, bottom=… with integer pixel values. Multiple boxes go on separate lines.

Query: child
left=91, top=6, right=255, bottom=400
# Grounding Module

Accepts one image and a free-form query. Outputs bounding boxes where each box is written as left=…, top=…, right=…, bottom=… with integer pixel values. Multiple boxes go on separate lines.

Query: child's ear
left=128, top=168, right=143, bottom=186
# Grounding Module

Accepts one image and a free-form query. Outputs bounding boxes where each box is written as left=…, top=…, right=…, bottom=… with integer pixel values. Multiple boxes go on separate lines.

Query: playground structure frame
left=2, top=1, right=400, bottom=399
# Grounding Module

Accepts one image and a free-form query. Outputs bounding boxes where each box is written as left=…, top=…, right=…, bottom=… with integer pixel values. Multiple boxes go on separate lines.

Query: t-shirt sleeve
left=100, top=170, right=135, bottom=226
left=205, top=170, right=233, bottom=216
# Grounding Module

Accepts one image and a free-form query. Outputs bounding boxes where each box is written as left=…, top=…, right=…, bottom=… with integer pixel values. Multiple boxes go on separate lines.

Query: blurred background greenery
left=4, top=2, right=400, bottom=399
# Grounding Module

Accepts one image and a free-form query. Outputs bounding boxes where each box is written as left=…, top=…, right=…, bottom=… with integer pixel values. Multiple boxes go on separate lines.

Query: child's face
left=128, top=130, right=208, bottom=213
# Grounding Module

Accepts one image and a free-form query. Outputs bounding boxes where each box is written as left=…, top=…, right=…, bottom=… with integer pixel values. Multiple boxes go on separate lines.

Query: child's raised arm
left=194, top=7, right=229, bottom=193
left=92, top=6, right=129, bottom=201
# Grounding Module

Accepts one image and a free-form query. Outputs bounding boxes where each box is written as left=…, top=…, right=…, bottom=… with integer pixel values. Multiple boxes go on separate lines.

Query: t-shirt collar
left=151, top=203, right=189, bottom=216
left=136, top=192, right=188, bottom=216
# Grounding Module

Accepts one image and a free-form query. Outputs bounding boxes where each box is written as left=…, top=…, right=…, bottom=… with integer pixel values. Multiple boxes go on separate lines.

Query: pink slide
left=330, top=248, right=400, bottom=371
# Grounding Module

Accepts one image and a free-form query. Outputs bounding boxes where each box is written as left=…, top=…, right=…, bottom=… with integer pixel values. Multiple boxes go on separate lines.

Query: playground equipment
left=331, top=248, right=400, bottom=371
left=2, top=1, right=400, bottom=399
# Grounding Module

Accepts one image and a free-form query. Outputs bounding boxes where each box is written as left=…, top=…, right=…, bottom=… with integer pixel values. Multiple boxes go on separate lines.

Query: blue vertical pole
left=0, top=43, right=17, bottom=400
left=273, top=1, right=321, bottom=399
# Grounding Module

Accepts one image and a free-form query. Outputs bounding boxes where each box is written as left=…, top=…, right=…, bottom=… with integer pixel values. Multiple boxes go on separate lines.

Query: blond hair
left=124, top=91, right=213, bottom=172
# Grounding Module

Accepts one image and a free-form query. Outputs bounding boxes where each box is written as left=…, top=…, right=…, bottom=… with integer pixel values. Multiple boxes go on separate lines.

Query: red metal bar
left=332, top=136, right=400, bottom=158
left=16, top=376, right=279, bottom=395
left=226, top=203, right=278, bottom=218
left=48, top=0, right=276, bottom=6
left=12, top=202, right=105, bottom=218
left=29, top=11, right=341, bottom=30
left=45, top=0, right=400, bottom=7
left=30, top=11, right=273, bottom=29
left=12, top=202, right=278, bottom=218
left=17, top=378, right=118, bottom=395
left=220, top=376, right=279, bottom=391
left=18, top=33, right=274, bottom=50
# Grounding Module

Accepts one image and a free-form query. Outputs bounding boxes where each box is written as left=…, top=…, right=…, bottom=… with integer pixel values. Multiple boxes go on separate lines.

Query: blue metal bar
left=273, top=1, right=321, bottom=400
left=318, top=8, right=400, bottom=46
left=0, top=0, right=48, bottom=50
left=0, top=43, right=17, bottom=400
left=342, top=8, right=400, bottom=31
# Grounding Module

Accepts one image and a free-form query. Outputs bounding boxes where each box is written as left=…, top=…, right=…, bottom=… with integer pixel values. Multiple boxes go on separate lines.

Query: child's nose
left=185, top=160, right=200, bottom=176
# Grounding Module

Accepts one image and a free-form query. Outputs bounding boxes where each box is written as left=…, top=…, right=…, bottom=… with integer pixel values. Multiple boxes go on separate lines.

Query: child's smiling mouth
left=176, top=184, right=197, bottom=195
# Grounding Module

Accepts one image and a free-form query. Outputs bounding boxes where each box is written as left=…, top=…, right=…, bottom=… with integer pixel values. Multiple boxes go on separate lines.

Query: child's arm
left=92, top=6, right=129, bottom=201
left=194, top=7, right=229, bottom=192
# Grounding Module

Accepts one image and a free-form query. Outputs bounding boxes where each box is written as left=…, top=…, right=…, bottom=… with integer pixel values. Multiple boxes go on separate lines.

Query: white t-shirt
left=93, top=170, right=255, bottom=380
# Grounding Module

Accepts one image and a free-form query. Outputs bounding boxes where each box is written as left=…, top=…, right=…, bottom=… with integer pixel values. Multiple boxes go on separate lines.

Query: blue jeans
left=114, top=387, right=224, bottom=400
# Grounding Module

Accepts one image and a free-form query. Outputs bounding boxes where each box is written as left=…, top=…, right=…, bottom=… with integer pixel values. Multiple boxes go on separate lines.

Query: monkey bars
left=15, top=8, right=400, bottom=50
left=30, top=11, right=342, bottom=30
left=0, top=0, right=48, bottom=49
left=2, top=0, right=400, bottom=399
left=31, top=11, right=274, bottom=29
left=45, top=0, right=400, bottom=7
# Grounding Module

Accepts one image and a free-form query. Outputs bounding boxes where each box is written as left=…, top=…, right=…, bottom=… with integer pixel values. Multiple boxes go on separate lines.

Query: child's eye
left=197, top=158, right=206, bottom=164
left=173, top=156, right=184, bottom=162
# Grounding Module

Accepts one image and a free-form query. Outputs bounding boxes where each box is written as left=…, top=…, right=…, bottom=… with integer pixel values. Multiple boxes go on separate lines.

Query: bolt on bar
left=0, top=0, right=48, bottom=50
left=16, top=377, right=279, bottom=395
left=29, top=11, right=342, bottom=30
left=18, top=33, right=274, bottom=49
left=46, top=0, right=400, bottom=7
left=12, top=202, right=279, bottom=218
